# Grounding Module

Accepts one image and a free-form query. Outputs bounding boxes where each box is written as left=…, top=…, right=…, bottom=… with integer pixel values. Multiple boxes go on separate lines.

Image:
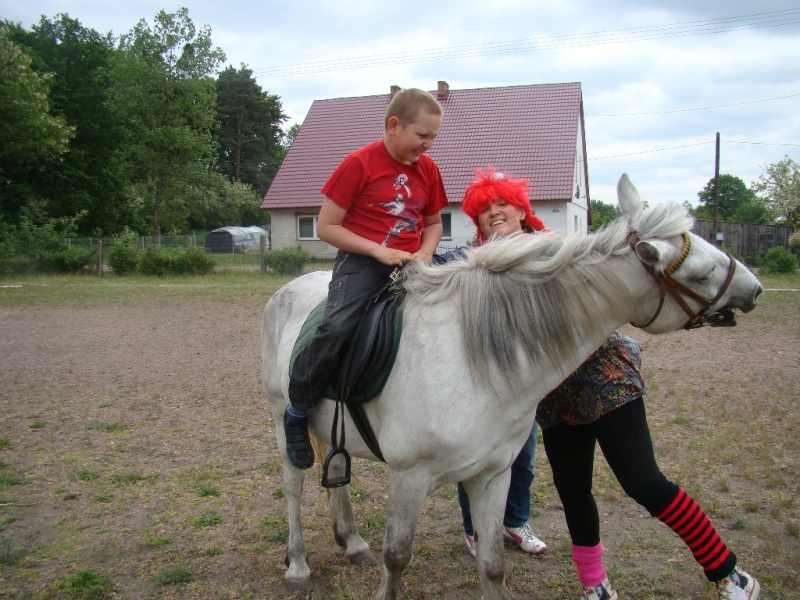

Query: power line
left=588, top=93, right=800, bottom=117
left=592, top=141, right=714, bottom=161
left=250, top=8, right=800, bottom=78
left=725, top=140, right=800, bottom=147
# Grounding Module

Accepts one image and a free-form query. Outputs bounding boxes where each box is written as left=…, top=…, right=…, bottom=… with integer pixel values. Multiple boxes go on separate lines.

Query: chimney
left=437, top=80, right=449, bottom=99
left=390, top=85, right=400, bottom=97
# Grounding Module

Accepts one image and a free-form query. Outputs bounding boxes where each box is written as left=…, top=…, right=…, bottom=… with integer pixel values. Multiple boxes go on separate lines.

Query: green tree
left=215, top=65, right=287, bottom=195
left=8, top=15, right=128, bottom=235
left=751, top=156, right=800, bottom=227
left=110, top=8, right=225, bottom=244
left=589, top=199, right=620, bottom=230
left=284, top=122, right=301, bottom=149
left=696, top=174, right=757, bottom=221
left=0, top=26, right=73, bottom=201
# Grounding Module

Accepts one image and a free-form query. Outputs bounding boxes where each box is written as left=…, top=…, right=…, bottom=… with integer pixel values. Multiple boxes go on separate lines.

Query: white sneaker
left=503, top=523, right=547, bottom=554
left=581, top=577, right=618, bottom=600
left=464, top=532, right=477, bottom=558
left=716, top=566, right=760, bottom=600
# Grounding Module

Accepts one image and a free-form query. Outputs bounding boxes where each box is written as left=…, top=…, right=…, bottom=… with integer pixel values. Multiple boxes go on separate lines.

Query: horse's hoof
left=285, top=578, right=312, bottom=593
left=348, top=549, right=378, bottom=566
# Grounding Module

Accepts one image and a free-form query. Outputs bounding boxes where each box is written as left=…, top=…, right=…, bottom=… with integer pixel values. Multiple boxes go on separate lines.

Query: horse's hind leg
left=282, top=456, right=312, bottom=591
left=311, top=435, right=377, bottom=565
left=329, top=485, right=378, bottom=565
left=375, top=471, right=430, bottom=600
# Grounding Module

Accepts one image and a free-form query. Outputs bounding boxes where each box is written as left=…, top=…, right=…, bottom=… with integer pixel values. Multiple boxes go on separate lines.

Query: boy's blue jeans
left=288, top=252, right=396, bottom=411
left=457, top=421, right=538, bottom=535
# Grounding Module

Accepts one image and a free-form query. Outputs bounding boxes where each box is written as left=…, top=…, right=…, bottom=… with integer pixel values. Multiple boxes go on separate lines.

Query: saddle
left=289, top=276, right=405, bottom=486
left=289, top=285, right=404, bottom=404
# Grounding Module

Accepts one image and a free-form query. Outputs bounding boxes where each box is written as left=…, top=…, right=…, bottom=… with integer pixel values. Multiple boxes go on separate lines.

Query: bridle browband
left=628, top=231, right=737, bottom=330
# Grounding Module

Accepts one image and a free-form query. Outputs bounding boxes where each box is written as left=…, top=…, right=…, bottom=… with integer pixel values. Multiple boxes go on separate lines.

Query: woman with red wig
left=449, top=166, right=759, bottom=600
left=439, top=167, right=549, bottom=559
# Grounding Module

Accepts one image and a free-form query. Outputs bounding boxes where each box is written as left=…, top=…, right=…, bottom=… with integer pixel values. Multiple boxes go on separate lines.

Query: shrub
left=41, top=247, right=90, bottom=274
left=761, top=246, right=798, bottom=274
left=138, top=246, right=217, bottom=276
left=138, top=246, right=183, bottom=276
left=264, top=246, right=309, bottom=275
left=789, top=231, right=800, bottom=256
left=108, top=228, right=140, bottom=276
left=175, top=247, right=217, bottom=275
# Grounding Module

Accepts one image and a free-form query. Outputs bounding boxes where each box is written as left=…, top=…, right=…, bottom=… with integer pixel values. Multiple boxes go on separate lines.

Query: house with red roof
left=261, top=81, right=590, bottom=258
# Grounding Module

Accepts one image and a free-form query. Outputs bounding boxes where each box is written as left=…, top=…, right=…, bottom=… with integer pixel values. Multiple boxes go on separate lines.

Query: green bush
left=42, top=247, right=91, bottom=274
left=761, top=246, right=798, bottom=274
left=139, top=246, right=217, bottom=276
left=264, top=246, right=309, bottom=275
left=789, top=231, right=800, bottom=256
left=108, top=228, right=140, bottom=276
left=138, top=246, right=177, bottom=276
left=175, top=247, right=217, bottom=275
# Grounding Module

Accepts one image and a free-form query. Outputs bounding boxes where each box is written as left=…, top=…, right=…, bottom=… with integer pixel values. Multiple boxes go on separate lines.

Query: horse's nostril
left=755, top=286, right=763, bottom=300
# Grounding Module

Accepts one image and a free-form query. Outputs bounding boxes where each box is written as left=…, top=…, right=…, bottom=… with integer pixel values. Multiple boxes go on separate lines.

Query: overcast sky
left=4, top=1, right=800, bottom=206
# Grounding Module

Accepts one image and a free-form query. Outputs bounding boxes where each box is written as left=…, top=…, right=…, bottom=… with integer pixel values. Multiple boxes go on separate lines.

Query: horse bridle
left=628, top=231, right=737, bottom=329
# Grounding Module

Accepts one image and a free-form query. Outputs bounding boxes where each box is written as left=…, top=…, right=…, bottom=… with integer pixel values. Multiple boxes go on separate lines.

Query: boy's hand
left=410, top=250, right=433, bottom=264
left=373, top=246, right=413, bottom=266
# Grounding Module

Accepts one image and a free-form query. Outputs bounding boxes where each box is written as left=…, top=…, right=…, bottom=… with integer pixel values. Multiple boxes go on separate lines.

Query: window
left=297, top=215, right=318, bottom=240
left=441, top=213, right=452, bottom=239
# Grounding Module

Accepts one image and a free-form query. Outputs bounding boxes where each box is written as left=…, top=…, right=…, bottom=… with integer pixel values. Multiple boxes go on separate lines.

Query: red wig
left=461, top=165, right=546, bottom=244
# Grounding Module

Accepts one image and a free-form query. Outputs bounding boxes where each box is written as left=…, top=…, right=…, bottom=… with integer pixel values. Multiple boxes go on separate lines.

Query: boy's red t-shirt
left=321, top=140, right=448, bottom=253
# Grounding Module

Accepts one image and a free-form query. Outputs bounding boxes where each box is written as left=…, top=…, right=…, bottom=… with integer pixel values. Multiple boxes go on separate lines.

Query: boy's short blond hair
left=384, top=88, right=443, bottom=128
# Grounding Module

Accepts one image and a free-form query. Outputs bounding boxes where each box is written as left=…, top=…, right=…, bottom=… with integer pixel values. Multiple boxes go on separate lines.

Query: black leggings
left=541, top=398, right=679, bottom=547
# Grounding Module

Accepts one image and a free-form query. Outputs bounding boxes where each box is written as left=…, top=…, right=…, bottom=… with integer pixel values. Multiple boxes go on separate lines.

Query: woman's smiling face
left=476, top=199, right=527, bottom=238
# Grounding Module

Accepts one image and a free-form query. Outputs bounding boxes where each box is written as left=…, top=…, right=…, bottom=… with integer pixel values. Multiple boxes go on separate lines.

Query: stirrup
left=321, top=446, right=351, bottom=488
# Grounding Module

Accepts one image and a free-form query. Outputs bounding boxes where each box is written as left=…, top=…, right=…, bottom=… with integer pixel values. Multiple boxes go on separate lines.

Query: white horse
left=260, top=174, right=762, bottom=599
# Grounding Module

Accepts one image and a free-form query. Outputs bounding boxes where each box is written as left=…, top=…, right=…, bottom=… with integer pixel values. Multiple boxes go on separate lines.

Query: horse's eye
left=696, top=267, right=714, bottom=282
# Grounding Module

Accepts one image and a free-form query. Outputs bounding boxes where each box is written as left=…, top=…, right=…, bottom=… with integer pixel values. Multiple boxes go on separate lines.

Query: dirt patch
left=0, top=284, right=798, bottom=599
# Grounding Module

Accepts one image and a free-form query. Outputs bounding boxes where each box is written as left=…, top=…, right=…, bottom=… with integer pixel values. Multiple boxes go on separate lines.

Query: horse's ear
left=617, top=173, right=642, bottom=216
left=635, top=240, right=665, bottom=267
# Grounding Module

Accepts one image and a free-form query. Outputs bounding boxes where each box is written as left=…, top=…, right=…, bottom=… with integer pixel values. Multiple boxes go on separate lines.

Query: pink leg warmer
left=572, top=542, right=607, bottom=587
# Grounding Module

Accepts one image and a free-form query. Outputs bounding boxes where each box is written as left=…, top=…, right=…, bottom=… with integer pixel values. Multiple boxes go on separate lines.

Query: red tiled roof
left=261, top=82, right=583, bottom=209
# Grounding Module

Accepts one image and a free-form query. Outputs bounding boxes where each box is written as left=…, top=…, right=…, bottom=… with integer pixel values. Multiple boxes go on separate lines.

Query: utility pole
left=712, top=132, right=720, bottom=245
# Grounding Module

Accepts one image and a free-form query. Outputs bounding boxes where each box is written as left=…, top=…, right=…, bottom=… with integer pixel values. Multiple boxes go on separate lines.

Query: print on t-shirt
left=379, top=173, right=417, bottom=246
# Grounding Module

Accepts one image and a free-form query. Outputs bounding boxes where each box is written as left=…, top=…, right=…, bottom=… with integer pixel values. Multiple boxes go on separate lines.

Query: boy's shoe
left=715, top=566, right=760, bottom=600
left=464, top=533, right=477, bottom=558
left=581, top=577, right=618, bottom=600
left=503, top=523, right=547, bottom=554
left=283, top=408, right=315, bottom=469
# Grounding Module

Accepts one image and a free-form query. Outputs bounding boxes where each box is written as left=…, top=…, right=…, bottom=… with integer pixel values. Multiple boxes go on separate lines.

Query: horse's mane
left=403, top=201, right=694, bottom=385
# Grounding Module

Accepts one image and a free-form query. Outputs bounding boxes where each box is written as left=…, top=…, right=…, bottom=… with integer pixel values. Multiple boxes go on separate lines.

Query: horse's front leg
left=326, top=452, right=377, bottom=565
left=374, top=470, right=430, bottom=600
left=463, top=468, right=513, bottom=600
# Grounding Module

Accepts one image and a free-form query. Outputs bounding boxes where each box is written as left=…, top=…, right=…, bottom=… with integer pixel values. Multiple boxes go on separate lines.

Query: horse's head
left=617, top=173, right=763, bottom=334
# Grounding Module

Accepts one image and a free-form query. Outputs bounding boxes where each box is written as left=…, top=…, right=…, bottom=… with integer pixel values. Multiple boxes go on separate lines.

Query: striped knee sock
left=657, top=489, right=736, bottom=581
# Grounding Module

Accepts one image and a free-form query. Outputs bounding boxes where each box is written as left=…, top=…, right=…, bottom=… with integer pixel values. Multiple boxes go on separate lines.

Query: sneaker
left=464, top=533, right=477, bottom=558
left=581, top=577, right=618, bottom=600
left=503, top=523, right=547, bottom=554
left=283, top=408, right=315, bottom=469
left=715, top=566, right=760, bottom=600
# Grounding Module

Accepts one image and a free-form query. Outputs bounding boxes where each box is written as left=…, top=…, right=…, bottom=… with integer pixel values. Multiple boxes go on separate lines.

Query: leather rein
left=628, top=231, right=737, bottom=330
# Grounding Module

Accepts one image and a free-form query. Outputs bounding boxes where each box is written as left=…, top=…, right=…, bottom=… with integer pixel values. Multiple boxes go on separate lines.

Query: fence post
left=186, top=236, right=193, bottom=249
left=96, top=240, right=103, bottom=278
left=260, top=234, right=267, bottom=274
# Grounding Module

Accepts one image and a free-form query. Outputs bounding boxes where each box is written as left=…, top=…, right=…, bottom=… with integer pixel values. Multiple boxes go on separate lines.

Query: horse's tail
left=310, top=433, right=329, bottom=490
